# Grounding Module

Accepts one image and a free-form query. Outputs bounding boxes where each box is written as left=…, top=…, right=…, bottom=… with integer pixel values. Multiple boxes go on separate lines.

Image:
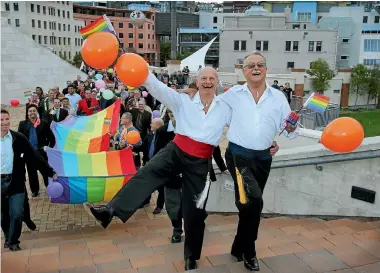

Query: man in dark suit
left=129, top=99, right=152, bottom=141
left=18, top=104, right=55, bottom=196
left=47, top=98, right=69, bottom=124
left=1, top=109, right=57, bottom=251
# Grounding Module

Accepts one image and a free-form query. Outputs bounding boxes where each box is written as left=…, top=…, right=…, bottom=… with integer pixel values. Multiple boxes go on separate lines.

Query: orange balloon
left=126, top=130, right=141, bottom=145
left=115, top=53, right=149, bottom=87
left=81, top=32, right=119, bottom=69
left=321, top=117, right=364, bottom=153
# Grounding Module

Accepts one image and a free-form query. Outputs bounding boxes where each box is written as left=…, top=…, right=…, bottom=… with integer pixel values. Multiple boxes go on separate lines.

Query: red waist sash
left=173, top=134, right=214, bottom=159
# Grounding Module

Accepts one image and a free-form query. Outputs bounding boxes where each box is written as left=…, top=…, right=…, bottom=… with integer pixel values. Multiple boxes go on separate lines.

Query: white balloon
left=130, top=11, right=146, bottom=26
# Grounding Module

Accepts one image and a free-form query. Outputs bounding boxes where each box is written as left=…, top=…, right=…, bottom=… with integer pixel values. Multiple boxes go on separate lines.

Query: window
left=234, top=40, right=246, bottom=51
left=148, top=24, right=150, bottom=29
left=38, top=35, right=42, bottom=44
left=38, top=20, right=41, bottom=28
left=293, top=41, right=299, bottom=51
left=287, top=62, right=295, bottom=68
left=152, top=25, right=154, bottom=30
left=13, top=3, right=19, bottom=11
left=32, top=19, right=35, bottom=28
left=285, top=41, right=291, bottom=51
left=37, top=5, right=40, bottom=13
left=138, top=33, right=143, bottom=39
left=43, top=6, right=46, bottom=14
left=138, top=25, right=143, bottom=29
left=119, top=33, right=124, bottom=38
left=296, top=12, right=311, bottom=22
left=64, top=51, right=66, bottom=59
left=340, top=55, right=349, bottom=60
left=255, top=40, right=269, bottom=51
left=152, top=44, right=154, bottom=49
left=7, top=19, right=11, bottom=25
left=316, top=41, right=322, bottom=52
left=68, top=24, right=70, bottom=31
left=63, top=10, right=65, bottom=18
left=63, top=37, right=66, bottom=45
left=148, top=34, right=150, bottom=39
left=292, top=24, right=300, bottom=29
left=138, top=43, right=143, bottom=49
left=152, top=35, right=155, bottom=39
left=375, top=16, right=380, bottom=24
left=59, top=37, right=61, bottom=45
left=363, top=59, right=380, bottom=65
left=129, top=33, right=133, bottom=38
left=342, top=38, right=350, bottom=43
left=310, top=62, right=313, bottom=69
left=129, top=43, right=134, bottom=48
left=5, top=3, right=9, bottom=11
left=68, top=38, right=71, bottom=45
left=67, top=11, right=70, bottom=18
left=44, top=36, right=47, bottom=44
left=44, top=21, right=47, bottom=29
left=58, top=23, right=61, bottom=31
left=364, top=39, right=380, bottom=52
left=31, top=4, right=34, bottom=12
left=129, top=23, right=133, bottom=28
left=32, top=35, right=36, bottom=41
left=363, top=16, right=368, bottom=23
left=15, top=19, right=20, bottom=27
left=63, top=24, right=66, bottom=31
left=148, top=44, right=150, bottom=49
left=333, top=90, right=340, bottom=94
left=69, top=51, right=71, bottom=60
left=58, top=9, right=60, bottom=16
left=213, top=16, right=217, bottom=23
left=308, top=41, right=314, bottom=51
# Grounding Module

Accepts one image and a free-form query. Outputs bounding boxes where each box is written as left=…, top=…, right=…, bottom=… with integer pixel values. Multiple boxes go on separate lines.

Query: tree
left=160, top=42, right=171, bottom=67
left=306, top=58, right=335, bottom=94
left=71, top=52, right=83, bottom=68
left=350, top=64, right=369, bottom=107
left=367, top=65, right=380, bottom=109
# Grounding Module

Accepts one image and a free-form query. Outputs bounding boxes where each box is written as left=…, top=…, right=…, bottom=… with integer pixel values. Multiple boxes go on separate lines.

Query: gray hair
left=196, top=66, right=219, bottom=81
left=243, top=51, right=267, bottom=66
left=122, top=112, right=132, bottom=120
left=152, top=117, right=164, bottom=127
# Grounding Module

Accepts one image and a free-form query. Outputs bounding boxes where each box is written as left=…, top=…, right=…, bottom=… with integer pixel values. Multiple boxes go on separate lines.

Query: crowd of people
left=2, top=51, right=297, bottom=272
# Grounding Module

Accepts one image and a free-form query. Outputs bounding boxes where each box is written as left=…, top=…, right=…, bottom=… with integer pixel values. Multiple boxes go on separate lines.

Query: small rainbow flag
left=105, top=80, right=115, bottom=89
left=304, top=92, right=330, bottom=113
left=80, top=15, right=116, bottom=39
left=46, top=147, right=136, bottom=204
left=24, top=90, right=32, bottom=98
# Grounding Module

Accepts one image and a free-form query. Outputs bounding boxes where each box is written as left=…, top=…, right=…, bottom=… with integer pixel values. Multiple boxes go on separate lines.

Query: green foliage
left=160, top=42, right=171, bottom=66
left=58, top=51, right=82, bottom=68
left=340, top=111, right=380, bottom=137
left=350, top=64, right=370, bottom=106
left=368, top=65, right=380, bottom=109
left=306, top=58, right=334, bottom=94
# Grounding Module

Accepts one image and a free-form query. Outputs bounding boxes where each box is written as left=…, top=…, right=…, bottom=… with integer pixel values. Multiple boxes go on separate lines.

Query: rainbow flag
left=304, top=92, right=330, bottom=113
left=46, top=147, right=136, bottom=204
left=106, top=80, right=115, bottom=89
left=50, top=99, right=121, bottom=153
left=80, top=15, right=116, bottom=39
left=24, top=90, right=32, bottom=98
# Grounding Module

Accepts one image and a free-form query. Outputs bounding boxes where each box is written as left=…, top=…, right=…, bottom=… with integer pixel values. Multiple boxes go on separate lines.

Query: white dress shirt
left=220, top=82, right=299, bottom=150
left=143, top=73, right=231, bottom=146
left=1, top=131, right=14, bottom=174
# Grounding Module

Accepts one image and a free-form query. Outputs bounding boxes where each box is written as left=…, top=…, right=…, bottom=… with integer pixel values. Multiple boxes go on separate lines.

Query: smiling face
left=53, top=98, right=61, bottom=109
left=27, top=106, right=38, bottom=120
left=243, top=54, right=267, bottom=85
left=196, top=67, right=218, bottom=96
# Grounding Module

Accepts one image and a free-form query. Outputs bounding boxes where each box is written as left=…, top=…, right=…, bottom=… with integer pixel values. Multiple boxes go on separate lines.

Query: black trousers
left=210, top=145, right=228, bottom=181
left=165, top=175, right=183, bottom=236
left=27, top=148, right=48, bottom=194
left=225, top=144, right=272, bottom=259
left=109, top=142, right=210, bottom=260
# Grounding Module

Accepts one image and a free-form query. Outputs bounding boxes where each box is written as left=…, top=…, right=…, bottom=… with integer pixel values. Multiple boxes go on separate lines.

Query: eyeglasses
left=244, top=63, right=266, bottom=69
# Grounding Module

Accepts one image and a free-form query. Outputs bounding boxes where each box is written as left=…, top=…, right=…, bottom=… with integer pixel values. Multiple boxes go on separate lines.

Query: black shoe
left=25, top=220, right=37, bottom=231
left=9, top=245, right=22, bottom=251
left=184, top=259, right=197, bottom=270
left=231, top=250, right=243, bottom=262
left=153, top=207, right=162, bottom=215
left=243, top=256, right=260, bottom=271
left=4, top=242, right=9, bottom=248
left=84, top=203, right=113, bottom=229
left=32, top=192, right=39, bottom=197
left=171, top=235, right=181, bottom=244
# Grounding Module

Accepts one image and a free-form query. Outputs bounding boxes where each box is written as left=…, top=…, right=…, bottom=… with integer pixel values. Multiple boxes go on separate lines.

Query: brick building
left=73, top=4, right=160, bottom=66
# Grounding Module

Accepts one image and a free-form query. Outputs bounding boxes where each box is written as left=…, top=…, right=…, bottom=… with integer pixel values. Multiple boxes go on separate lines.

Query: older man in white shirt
left=86, top=67, right=231, bottom=271
left=222, top=51, right=298, bottom=271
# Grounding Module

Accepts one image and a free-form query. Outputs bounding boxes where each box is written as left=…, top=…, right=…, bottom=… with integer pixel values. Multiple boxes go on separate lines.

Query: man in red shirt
left=77, top=89, right=101, bottom=116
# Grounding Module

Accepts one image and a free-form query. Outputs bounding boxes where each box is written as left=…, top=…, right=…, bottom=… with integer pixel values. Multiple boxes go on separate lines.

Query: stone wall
left=207, top=136, right=380, bottom=217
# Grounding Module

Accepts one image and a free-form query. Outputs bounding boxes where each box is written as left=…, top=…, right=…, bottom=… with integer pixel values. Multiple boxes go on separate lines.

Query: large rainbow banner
left=46, top=147, right=136, bottom=204
left=51, top=99, right=121, bottom=153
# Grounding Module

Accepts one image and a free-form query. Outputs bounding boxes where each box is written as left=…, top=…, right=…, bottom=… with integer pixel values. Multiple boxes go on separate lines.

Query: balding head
left=150, top=118, right=164, bottom=132
left=121, top=112, right=133, bottom=125
left=196, top=67, right=219, bottom=96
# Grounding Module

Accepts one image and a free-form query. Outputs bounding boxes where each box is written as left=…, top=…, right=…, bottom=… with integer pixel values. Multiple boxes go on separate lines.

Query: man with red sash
left=86, top=67, right=231, bottom=271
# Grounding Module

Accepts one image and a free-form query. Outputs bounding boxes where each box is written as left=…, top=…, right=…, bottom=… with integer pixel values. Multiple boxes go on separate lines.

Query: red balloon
left=81, top=32, right=119, bottom=69
left=115, top=53, right=149, bottom=87
left=10, top=99, right=20, bottom=107
left=321, top=117, right=364, bottom=153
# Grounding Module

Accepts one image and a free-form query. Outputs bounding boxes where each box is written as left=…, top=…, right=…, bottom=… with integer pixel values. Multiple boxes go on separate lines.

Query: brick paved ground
left=2, top=106, right=380, bottom=272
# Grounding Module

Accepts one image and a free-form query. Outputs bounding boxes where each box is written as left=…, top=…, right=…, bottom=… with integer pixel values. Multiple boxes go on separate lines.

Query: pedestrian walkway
left=2, top=211, right=380, bottom=273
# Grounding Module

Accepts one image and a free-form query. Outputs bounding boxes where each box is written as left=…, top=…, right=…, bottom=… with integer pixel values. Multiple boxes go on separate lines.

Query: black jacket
left=129, top=108, right=152, bottom=140
left=47, top=108, right=69, bottom=125
left=142, top=122, right=175, bottom=165
left=17, top=119, right=56, bottom=149
left=7, top=130, right=55, bottom=195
